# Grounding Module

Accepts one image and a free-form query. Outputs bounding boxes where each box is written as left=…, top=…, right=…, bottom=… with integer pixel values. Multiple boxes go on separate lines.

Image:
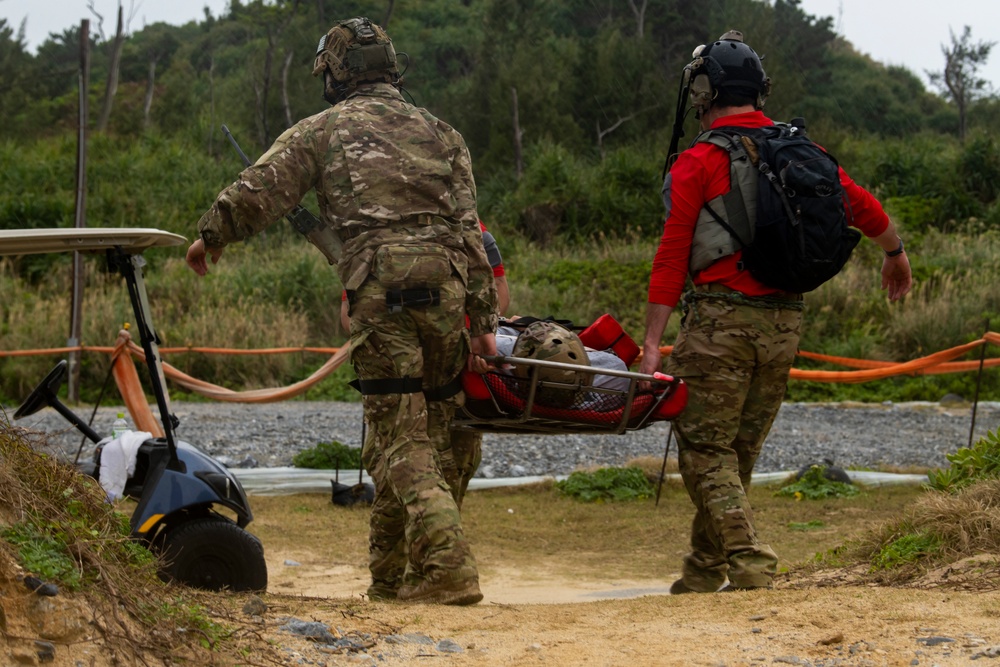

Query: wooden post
left=68, top=19, right=90, bottom=404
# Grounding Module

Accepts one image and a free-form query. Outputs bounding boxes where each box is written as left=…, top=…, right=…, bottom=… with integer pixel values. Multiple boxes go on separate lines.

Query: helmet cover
left=511, top=321, right=592, bottom=407
left=312, top=17, right=398, bottom=87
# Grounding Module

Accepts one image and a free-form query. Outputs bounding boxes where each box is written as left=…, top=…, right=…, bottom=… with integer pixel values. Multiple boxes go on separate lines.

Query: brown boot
left=397, top=576, right=483, bottom=606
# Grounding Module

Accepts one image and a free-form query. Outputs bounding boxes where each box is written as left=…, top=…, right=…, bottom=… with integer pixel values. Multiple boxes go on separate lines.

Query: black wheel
left=157, top=517, right=268, bottom=592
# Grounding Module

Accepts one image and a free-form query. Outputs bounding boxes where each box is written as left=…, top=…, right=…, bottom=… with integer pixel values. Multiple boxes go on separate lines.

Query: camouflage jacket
left=196, top=83, right=498, bottom=336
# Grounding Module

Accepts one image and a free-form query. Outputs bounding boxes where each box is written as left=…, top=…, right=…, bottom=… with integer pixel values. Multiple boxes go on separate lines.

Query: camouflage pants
left=350, top=275, right=477, bottom=594
left=448, top=430, right=482, bottom=509
left=664, top=290, right=802, bottom=590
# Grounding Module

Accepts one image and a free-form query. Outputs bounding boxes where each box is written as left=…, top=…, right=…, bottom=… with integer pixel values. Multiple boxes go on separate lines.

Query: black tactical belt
left=349, top=373, right=462, bottom=400
left=386, top=288, right=441, bottom=314
left=424, top=373, right=463, bottom=401
left=350, top=377, right=423, bottom=395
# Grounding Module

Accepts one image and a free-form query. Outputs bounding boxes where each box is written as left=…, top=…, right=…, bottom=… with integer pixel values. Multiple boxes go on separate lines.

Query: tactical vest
left=688, top=132, right=760, bottom=274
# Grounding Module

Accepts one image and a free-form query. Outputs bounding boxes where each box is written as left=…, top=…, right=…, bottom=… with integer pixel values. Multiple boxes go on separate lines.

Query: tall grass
left=6, top=220, right=997, bottom=406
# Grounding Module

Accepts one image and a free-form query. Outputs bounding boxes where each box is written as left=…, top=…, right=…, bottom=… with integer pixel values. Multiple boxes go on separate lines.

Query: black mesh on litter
left=474, top=372, right=658, bottom=427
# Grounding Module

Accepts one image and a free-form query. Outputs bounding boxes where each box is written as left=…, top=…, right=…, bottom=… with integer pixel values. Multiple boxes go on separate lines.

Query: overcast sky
left=2, top=0, right=998, bottom=91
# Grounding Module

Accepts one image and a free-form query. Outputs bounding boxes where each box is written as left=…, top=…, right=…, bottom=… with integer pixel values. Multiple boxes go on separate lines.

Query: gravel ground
left=8, top=398, right=1000, bottom=477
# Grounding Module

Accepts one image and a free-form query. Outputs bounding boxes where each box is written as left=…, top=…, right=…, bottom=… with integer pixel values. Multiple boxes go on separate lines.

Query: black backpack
left=698, top=119, right=861, bottom=293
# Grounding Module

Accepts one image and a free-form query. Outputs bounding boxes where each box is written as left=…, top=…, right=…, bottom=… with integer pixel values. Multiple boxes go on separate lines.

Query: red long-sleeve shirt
left=648, top=111, right=890, bottom=307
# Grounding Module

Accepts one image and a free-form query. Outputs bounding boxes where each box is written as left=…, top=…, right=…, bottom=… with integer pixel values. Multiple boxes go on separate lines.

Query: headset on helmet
left=662, top=30, right=771, bottom=179
left=312, top=17, right=400, bottom=105
left=685, top=30, right=771, bottom=116
left=510, top=321, right=592, bottom=408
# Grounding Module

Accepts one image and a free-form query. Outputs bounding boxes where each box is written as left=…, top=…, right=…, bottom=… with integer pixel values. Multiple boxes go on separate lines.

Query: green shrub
left=870, top=531, right=942, bottom=571
left=926, top=430, right=1000, bottom=492
left=292, top=441, right=362, bottom=470
left=555, top=466, right=653, bottom=503
left=775, top=465, right=860, bottom=500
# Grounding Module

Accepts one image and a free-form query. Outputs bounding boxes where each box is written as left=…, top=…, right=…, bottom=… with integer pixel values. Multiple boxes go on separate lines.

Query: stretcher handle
left=480, top=355, right=677, bottom=384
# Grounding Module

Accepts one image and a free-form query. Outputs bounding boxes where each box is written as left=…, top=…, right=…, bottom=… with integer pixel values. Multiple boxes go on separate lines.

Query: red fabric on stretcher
left=460, top=370, right=687, bottom=427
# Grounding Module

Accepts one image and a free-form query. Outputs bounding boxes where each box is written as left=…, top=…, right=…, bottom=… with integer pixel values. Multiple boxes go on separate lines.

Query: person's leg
left=723, top=304, right=801, bottom=587
left=351, top=279, right=481, bottom=604
left=361, top=432, right=407, bottom=599
left=448, top=430, right=482, bottom=508
left=665, top=297, right=777, bottom=591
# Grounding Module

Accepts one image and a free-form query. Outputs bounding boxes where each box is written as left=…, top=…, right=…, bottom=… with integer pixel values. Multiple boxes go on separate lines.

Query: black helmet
left=686, top=30, right=770, bottom=113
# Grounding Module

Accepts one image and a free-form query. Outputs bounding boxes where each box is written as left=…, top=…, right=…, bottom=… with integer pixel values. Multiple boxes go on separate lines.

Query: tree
left=0, top=19, right=31, bottom=136
left=92, top=2, right=130, bottom=132
left=928, top=26, right=995, bottom=142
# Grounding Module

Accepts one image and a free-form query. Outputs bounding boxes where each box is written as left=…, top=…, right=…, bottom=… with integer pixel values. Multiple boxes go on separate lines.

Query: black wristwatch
left=885, top=238, right=905, bottom=258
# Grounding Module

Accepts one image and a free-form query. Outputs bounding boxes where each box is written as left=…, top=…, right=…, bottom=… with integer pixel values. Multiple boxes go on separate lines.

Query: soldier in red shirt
left=639, top=31, right=912, bottom=593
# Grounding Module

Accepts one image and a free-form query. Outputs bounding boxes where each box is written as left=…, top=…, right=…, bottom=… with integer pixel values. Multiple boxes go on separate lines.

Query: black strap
left=498, top=315, right=580, bottom=331
left=350, top=376, right=424, bottom=395
left=349, top=373, right=462, bottom=400
left=424, top=373, right=463, bottom=402
left=386, top=288, right=440, bottom=314
left=703, top=200, right=751, bottom=248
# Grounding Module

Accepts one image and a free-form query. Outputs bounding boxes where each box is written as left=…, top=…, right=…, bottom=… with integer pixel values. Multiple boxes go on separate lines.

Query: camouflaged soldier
left=638, top=31, right=912, bottom=593
left=186, top=16, right=499, bottom=606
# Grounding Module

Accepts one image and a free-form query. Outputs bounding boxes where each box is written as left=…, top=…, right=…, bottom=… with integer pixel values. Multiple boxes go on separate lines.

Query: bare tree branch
left=626, top=0, right=648, bottom=39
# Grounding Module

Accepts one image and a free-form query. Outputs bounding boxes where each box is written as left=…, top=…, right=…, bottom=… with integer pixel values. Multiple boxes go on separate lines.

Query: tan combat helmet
left=511, top=321, right=592, bottom=407
left=312, top=17, right=399, bottom=103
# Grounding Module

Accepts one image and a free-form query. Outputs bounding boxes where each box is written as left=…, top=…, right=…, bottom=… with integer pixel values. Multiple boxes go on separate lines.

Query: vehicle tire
left=158, top=517, right=268, bottom=592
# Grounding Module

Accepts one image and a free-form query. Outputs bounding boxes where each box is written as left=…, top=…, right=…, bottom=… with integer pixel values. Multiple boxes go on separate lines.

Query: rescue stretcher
left=454, top=357, right=687, bottom=435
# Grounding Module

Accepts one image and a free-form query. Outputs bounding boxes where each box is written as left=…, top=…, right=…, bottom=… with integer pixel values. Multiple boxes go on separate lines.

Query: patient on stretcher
left=495, top=320, right=629, bottom=402
left=458, top=316, right=686, bottom=432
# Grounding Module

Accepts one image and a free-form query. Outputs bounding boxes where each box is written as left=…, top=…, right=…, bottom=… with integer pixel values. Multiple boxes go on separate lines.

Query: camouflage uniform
left=664, top=287, right=802, bottom=590
left=196, top=80, right=498, bottom=601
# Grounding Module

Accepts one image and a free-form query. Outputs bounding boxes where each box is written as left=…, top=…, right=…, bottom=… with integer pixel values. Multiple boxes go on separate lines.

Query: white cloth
left=98, top=431, right=152, bottom=501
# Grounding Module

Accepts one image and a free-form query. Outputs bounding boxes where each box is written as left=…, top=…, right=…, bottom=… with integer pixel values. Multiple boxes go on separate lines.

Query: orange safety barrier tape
left=121, top=335, right=350, bottom=403
left=111, top=330, right=164, bottom=437
left=788, top=332, right=1000, bottom=383
left=0, top=345, right=340, bottom=357
left=3, top=332, right=998, bottom=393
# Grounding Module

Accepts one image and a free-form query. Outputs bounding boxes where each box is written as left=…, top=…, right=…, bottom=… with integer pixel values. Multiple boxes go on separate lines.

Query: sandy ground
left=254, top=554, right=1000, bottom=667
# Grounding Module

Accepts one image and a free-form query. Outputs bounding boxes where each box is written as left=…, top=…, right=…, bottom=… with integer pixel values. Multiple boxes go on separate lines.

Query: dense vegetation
left=1, top=0, right=999, bottom=405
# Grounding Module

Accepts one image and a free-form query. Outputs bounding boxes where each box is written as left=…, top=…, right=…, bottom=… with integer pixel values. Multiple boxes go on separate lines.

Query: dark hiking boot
left=670, top=578, right=722, bottom=594
left=719, top=582, right=772, bottom=592
left=397, top=576, right=483, bottom=606
left=669, top=579, right=697, bottom=595
left=366, top=583, right=398, bottom=601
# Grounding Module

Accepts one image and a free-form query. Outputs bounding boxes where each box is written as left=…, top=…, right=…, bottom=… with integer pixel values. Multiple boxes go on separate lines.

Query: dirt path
left=254, top=547, right=1000, bottom=666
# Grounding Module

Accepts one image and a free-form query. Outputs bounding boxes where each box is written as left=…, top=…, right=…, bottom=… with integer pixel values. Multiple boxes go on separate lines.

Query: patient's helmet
left=511, top=321, right=592, bottom=407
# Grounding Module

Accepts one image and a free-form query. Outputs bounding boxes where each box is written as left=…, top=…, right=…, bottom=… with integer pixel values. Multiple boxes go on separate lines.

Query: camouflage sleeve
left=197, top=120, right=323, bottom=248
left=445, top=127, right=498, bottom=336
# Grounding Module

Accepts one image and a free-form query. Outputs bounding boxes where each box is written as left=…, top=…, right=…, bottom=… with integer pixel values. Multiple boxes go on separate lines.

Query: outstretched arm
left=870, top=223, right=912, bottom=301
